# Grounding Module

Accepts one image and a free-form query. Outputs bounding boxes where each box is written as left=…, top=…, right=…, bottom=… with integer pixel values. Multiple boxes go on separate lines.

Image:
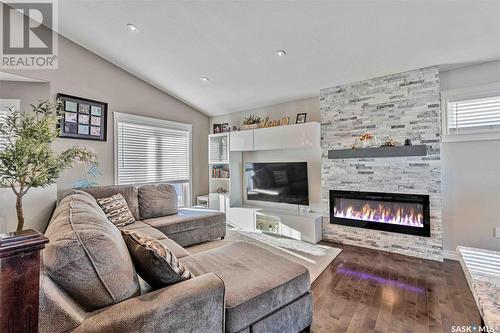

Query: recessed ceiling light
left=200, top=77, right=210, bottom=82
left=127, top=23, right=138, bottom=31
left=276, top=50, right=287, bottom=57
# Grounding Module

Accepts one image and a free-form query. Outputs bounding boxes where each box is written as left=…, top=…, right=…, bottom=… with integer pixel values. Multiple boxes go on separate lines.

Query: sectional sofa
left=40, top=184, right=313, bottom=332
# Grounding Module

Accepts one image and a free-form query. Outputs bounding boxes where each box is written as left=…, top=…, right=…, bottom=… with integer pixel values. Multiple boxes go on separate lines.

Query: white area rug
left=187, top=228, right=342, bottom=282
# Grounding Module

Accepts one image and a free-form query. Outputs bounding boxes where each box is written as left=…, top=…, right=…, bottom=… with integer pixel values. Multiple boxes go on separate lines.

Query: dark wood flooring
left=310, top=242, right=480, bottom=333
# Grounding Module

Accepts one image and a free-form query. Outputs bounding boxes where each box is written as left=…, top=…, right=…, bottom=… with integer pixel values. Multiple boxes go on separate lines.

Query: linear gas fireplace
left=329, top=190, right=430, bottom=237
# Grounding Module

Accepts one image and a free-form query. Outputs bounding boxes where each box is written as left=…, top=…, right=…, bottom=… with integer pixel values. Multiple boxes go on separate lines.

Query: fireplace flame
left=334, top=202, right=424, bottom=227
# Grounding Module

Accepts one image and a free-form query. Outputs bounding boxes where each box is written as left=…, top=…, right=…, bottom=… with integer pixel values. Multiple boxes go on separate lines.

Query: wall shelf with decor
left=328, top=145, right=427, bottom=159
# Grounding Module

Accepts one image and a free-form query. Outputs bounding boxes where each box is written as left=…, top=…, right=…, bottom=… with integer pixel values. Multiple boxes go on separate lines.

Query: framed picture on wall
left=296, top=113, right=307, bottom=124
left=57, top=93, right=107, bottom=141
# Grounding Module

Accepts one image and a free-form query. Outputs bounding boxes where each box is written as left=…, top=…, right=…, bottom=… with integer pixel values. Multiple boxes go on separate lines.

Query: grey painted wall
left=440, top=60, right=500, bottom=253
left=0, top=81, right=50, bottom=111
left=2, top=35, right=209, bottom=202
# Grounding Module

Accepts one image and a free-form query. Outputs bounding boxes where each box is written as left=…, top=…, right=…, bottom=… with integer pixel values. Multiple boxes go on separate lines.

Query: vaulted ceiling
left=58, top=1, right=500, bottom=115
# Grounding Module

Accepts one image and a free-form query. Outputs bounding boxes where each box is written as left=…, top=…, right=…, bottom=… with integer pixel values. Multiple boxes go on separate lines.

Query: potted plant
left=0, top=100, right=96, bottom=232
left=242, top=114, right=262, bottom=130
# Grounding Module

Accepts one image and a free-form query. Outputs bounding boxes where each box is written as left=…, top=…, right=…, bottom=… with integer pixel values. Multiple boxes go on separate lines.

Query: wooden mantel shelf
left=328, top=145, right=427, bottom=159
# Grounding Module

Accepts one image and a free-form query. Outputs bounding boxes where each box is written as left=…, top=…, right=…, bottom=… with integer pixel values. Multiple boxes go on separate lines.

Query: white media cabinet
left=226, top=206, right=323, bottom=244
left=208, top=122, right=323, bottom=244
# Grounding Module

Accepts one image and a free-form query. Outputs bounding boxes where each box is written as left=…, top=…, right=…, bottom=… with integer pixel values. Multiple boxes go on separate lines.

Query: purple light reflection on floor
left=336, top=267, right=425, bottom=293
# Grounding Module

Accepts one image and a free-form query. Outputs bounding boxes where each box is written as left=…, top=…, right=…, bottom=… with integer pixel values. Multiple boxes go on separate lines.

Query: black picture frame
left=57, top=93, right=107, bottom=141
left=213, top=123, right=222, bottom=134
left=296, top=113, right=307, bottom=124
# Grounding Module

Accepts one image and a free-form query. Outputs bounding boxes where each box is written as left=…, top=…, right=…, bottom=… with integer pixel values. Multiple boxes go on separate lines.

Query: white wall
left=440, top=60, right=500, bottom=253
left=211, top=97, right=322, bottom=212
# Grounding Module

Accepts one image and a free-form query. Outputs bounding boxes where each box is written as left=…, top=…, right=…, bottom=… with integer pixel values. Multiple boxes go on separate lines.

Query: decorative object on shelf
left=260, top=116, right=290, bottom=128
left=353, top=132, right=376, bottom=148
left=242, top=114, right=262, bottom=130
left=404, top=139, right=412, bottom=146
left=296, top=113, right=307, bottom=124
left=213, top=123, right=222, bottom=133
left=380, top=139, right=397, bottom=147
left=0, top=100, right=97, bottom=231
left=222, top=123, right=230, bottom=132
left=211, top=165, right=230, bottom=178
left=216, top=187, right=227, bottom=194
left=57, top=94, right=107, bottom=141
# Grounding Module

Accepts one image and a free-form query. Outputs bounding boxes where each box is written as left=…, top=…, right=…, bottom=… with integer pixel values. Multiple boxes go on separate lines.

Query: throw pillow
left=97, top=193, right=135, bottom=227
left=122, top=229, right=193, bottom=288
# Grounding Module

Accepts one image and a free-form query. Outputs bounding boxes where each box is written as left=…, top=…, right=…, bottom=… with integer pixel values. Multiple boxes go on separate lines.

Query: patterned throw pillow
left=96, top=193, right=135, bottom=228
left=122, top=229, right=193, bottom=288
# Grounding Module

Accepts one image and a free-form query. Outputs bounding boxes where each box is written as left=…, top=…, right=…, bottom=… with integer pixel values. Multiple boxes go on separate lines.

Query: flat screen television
left=245, top=162, right=309, bottom=205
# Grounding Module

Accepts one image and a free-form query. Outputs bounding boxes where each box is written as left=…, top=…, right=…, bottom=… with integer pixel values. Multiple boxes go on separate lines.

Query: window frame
left=441, top=83, right=500, bottom=143
left=113, top=112, right=193, bottom=207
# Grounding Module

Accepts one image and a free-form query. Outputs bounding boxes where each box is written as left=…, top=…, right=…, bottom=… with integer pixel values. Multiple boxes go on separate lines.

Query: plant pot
left=241, top=124, right=259, bottom=130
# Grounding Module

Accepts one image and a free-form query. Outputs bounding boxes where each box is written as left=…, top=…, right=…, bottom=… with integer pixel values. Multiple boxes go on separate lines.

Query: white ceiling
left=58, top=1, right=500, bottom=116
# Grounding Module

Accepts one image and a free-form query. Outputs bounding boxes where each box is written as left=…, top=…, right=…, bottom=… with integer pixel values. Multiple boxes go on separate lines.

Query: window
left=442, top=83, right=500, bottom=142
left=114, top=112, right=192, bottom=206
left=0, top=99, right=20, bottom=151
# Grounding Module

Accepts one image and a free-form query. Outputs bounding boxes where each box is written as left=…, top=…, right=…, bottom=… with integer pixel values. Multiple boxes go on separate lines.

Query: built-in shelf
left=328, top=145, right=427, bottom=159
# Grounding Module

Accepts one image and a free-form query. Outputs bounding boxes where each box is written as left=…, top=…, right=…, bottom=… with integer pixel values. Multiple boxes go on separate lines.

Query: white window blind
left=115, top=114, right=191, bottom=185
left=0, top=99, right=20, bottom=151
left=448, top=95, right=500, bottom=134
left=0, top=110, right=9, bottom=151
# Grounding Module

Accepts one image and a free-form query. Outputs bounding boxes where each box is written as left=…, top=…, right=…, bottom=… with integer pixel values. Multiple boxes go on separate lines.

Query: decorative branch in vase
left=0, top=100, right=97, bottom=232
left=242, top=114, right=262, bottom=130
left=353, top=132, right=377, bottom=148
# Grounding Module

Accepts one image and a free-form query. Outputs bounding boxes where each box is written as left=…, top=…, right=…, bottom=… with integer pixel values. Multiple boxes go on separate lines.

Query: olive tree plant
left=0, top=101, right=96, bottom=231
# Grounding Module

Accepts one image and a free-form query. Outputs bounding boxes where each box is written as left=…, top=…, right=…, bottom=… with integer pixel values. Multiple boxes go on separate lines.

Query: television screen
left=245, top=162, right=309, bottom=205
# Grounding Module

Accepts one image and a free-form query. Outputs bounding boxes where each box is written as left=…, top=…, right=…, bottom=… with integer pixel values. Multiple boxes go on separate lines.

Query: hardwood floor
left=310, top=242, right=480, bottom=333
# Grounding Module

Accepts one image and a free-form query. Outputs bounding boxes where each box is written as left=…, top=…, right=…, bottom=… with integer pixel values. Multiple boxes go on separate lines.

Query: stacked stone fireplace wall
left=320, top=66, right=443, bottom=261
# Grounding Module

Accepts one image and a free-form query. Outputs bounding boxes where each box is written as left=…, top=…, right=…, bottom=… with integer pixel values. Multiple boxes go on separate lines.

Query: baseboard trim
left=443, top=250, right=459, bottom=261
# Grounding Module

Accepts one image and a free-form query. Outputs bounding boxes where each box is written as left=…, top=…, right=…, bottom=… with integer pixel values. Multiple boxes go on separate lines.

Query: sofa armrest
left=75, top=273, right=225, bottom=333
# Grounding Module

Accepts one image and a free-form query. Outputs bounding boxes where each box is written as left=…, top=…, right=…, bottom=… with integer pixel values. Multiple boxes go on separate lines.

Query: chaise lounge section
left=39, top=185, right=313, bottom=332
left=82, top=184, right=227, bottom=247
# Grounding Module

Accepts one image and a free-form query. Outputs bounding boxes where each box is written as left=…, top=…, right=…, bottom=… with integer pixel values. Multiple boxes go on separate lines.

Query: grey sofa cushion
left=180, top=241, right=310, bottom=333
left=122, top=229, right=193, bottom=289
left=138, top=183, right=178, bottom=219
left=83, top=185, right=140, bottom=221
left=144, top=207, right=226, bottom=237
left=44, top=192, right=141, bottom=311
